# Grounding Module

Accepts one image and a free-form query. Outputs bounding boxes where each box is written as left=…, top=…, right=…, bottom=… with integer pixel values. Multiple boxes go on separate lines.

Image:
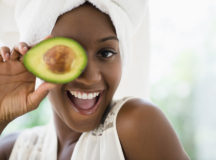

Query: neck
left=53, top=113, right=82, bottom=152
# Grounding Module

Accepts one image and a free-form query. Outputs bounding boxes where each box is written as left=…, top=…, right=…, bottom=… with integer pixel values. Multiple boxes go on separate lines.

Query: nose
left=74, top=58, right=102, bottom=85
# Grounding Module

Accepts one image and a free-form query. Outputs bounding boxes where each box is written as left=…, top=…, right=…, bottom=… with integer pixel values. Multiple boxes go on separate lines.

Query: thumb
left=27, top=82, right=57, bottom=111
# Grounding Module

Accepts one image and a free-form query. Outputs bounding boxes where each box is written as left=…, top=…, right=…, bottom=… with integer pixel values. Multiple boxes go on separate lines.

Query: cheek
left=103, top=57, right=122, bottom=91
left=48, top=87, right=64, bottom=112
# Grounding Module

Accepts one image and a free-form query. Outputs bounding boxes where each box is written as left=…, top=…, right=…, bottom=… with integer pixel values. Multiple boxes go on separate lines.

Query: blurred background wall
left=0, top=0, right=19, bottom=48
left=149, top=0, right=216, bottom=159
left=1, top=0, right=216, bottom=159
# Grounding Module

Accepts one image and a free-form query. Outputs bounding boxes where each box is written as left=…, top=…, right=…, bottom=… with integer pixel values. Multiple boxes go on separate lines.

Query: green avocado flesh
left=23, top=37, right=87, bottom=84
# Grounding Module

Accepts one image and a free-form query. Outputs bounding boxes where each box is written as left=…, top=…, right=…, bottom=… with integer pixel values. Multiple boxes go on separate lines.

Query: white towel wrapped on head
left=15, top=0, right=148, bottom=66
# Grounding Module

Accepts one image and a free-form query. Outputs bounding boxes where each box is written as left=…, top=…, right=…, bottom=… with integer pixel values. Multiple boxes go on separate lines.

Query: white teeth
left=88, top=93, right=93, bottom=99
left=78, top=92, right=82, bottom=99
left=83, top=93, right=87, bottom=99
left=74, top=92, right=78, bottom=97
left=69, top=91, right=100, bottom=99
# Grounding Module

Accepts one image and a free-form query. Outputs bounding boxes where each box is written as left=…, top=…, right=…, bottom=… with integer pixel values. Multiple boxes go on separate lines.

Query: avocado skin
left=23, top=37, right=87, bottom=84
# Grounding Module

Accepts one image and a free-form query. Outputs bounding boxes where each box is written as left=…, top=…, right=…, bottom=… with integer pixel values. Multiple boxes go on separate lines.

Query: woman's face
left=49, top=3, right=122, bottom=132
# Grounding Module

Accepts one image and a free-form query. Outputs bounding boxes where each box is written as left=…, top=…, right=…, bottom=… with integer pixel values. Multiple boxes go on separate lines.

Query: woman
left=0, top=1, right=190, bottom=160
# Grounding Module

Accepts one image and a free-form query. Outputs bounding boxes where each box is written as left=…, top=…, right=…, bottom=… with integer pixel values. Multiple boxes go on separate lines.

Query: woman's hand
left=0, top=38, right=56, bottom=131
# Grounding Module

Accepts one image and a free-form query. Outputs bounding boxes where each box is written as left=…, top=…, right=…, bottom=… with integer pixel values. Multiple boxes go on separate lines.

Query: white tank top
left=9, top=97, right=134, bottom=160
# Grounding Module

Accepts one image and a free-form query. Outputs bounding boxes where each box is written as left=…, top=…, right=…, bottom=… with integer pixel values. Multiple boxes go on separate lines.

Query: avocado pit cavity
left=43, top=45, right=75, bottom=74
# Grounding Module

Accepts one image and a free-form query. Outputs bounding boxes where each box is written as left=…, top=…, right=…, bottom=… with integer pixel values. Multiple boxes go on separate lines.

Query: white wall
left=0, top=0, right=19, bottom=48
left=149, top=0, right=216, bottom=159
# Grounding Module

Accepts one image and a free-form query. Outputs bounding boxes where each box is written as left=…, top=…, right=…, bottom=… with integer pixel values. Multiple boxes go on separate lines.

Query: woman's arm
left=117, top=98, right=190, bottom=160
left=0, top=39, right=56, bottom=159
left=0, top=37, right=56, bottom=132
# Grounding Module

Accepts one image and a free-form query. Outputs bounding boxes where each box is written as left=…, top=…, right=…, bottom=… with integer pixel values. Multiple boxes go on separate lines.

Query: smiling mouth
left=66, top=90, right=102, bottom=115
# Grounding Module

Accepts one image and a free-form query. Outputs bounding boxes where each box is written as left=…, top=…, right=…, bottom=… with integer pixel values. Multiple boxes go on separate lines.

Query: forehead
left=51, top=3, right=116, bottom=44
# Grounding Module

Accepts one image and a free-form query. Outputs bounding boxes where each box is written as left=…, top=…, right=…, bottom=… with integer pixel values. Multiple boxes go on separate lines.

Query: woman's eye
left=98, top=49, right=117, bottom=58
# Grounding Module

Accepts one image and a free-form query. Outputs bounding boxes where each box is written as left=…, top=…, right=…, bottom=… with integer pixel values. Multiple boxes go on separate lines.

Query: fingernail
left=23, top=46, right=28, bottom=52
left=3, top=53, right=9, bottom=62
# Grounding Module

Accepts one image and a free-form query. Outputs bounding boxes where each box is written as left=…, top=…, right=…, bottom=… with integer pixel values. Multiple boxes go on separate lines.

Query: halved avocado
left=23, top=37, right=87, bottom=84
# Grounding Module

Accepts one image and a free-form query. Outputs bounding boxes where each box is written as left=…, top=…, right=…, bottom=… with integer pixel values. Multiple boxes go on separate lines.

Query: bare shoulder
left=0, top=132, right=20, bottom=160
left=116, top=98, right=190, bottom=160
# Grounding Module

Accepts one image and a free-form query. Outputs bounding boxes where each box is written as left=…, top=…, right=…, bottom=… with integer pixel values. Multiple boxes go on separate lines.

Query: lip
left=65, top=90, right=104, bottom=115
left=67, top=90, right=102, bottom=94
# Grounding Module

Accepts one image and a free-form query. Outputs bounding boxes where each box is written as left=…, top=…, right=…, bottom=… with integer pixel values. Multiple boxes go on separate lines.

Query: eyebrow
left=99, top=36, right=119, bottom=42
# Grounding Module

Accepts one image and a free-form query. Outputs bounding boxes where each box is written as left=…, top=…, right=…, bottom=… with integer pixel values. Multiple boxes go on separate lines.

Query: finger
left=0, top=47, right=10, bottom=62
left=14, top=42, right=29, bottom=55
left=26, top=82, right=57, bottom=110
left=0, top=70, right=35, bottom=84
left=10, top=49, right=21, bottom=61
left=0, top=54, right=3, bottom=62
left=0, top=61, right=26, bottom=75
